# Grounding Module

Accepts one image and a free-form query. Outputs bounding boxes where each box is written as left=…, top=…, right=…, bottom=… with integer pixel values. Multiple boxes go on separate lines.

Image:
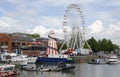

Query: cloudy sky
left=0, top=0, right=120, bottom=46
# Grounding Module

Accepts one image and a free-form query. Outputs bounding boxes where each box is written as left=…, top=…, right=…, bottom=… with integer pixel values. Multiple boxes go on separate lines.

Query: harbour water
left=17, top=63, right=120, bottom=77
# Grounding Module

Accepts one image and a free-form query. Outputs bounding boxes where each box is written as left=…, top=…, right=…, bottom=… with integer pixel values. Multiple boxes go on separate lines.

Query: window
left=3, top=67, right=14, bottom=71
left=5, top=42, right=8, bottom=45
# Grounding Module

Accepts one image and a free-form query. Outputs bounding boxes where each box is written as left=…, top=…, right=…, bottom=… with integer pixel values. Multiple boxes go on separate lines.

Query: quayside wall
left=71, top=55, right=100, bottom=63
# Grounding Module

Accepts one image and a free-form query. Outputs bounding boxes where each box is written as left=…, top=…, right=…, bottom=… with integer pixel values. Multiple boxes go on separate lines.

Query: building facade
left=0, top=33, right=12, bottom=52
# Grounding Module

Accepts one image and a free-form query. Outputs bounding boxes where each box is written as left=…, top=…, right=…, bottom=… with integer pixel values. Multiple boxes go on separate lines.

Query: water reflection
left=17, top=63, right=120, bottom=77
left=76, top=63, right=120, bottom=77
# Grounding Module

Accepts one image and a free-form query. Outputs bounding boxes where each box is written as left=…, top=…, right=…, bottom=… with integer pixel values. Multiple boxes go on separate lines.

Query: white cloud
left=106, top=0, right=120, bottom=6
left=0, top=20, right=9, bottom=27
left=28, top=25, right=64, bottom=39
left=107, top=21, right=120, bottom=38
left=28, top=25, right=48, bottom=37
left=52, top=29, right=64, bottom=39
left=89, top=20, right=104, bottom=33
left=0, top=20, right=15, bottom=33
left=0, top=17, right=31, bottom=33
left=87, top=20, right=120, bottom=46
left=39, top=16, right=62, bottom=28
left=0, top=0, right=120, bottom=46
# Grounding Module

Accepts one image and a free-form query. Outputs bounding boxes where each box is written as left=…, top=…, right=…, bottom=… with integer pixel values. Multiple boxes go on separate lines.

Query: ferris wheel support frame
left=60, top=4, right=92, bottom=52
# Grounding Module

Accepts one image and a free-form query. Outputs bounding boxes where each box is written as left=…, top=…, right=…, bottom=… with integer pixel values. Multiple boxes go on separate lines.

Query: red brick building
left=0, top=33, right=48, bottom=56
left=0, top=33, right=12, bottom=52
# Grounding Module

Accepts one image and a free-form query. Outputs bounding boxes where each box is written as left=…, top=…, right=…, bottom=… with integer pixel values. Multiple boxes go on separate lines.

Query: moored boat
left=0, top=64, right=19, bottom=77
left=51, top=63, right=75, bottom=72
left=87, top=58, right=107, bottom=65
left=36, top=54, right=74, bottom=64
left=0, top=52, right=28, bottom=66
left=35, top=30, right=74, bottom=64
left=107, top=55, right=119, bottom=64
left=24, top=67, right=39, bottom=71
left=27, top=57, right=37, bottom=64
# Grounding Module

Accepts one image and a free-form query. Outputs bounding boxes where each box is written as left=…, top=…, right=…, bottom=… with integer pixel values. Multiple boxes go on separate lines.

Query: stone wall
left=71, top=55, right=99, bottom=63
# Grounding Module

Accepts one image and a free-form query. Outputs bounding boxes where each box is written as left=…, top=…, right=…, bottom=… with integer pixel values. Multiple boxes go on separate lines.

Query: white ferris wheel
left=60, top=4, right=91, bottom=51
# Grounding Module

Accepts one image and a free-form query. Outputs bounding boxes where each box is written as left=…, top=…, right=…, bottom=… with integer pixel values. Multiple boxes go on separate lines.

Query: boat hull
left=107, top=55, right=119, bottom=64
left=27, top=57, right=37, bottom=64
left=35, top=57, right=74, bottom=64
left=107, top=61, right=119, bottom=64
left=87, top=62, right=106, bottom=65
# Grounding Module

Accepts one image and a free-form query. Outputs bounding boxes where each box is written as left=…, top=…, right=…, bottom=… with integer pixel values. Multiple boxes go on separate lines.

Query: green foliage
left=57, top=43, right=67, bottom=50
left=87, top=37, right=98, bottom=53
left=84, top=42, right=89, bottom=49
left=15, top=64, right=21, bottom=70
left=87, top=37, right=119, bottom=53
left=14, top=33, right=40, bottom=38
left=26, top=33, right=40, bottom=38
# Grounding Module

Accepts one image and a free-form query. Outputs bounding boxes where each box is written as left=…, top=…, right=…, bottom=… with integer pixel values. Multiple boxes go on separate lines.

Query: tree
left=57, top=43, right=67, bottom=50
left=101, top=38, right=108, bottom=52
left=112, top=44, right=119, bottom=51
left=26, top=33, right=40, bottom=38
left=97, top=39, right=102, bottom=51
left=87, top=37, right=98, bottom=53
left=87, top=37, right=119, bottom=53
left=107, top=39, right=113, bottom=52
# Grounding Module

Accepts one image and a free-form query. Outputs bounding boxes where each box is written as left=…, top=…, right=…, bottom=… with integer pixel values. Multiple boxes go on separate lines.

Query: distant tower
left=46, top=30, right=58, bottom=55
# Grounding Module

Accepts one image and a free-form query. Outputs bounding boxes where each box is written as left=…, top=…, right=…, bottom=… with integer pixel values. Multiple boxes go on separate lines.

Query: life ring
left=1, top=72, right=9, bottom=77
left=12, top=71, right=17, bottom=75
left=8, top=71, right=16, bottom=76
left=8, top=72, right=12, bottom=76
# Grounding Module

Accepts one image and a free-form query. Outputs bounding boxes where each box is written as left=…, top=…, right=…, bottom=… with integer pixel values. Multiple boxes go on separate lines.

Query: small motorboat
left=24, top=66, right=51, bottom=72
left=87, top=58, right=106, bottom=65
left=0, top=64, right=18, bottom=77
left=53, top=63, right=75, bottom=71
left=107, top=55, right=119, bottom=64
left=24, top=67, right=40, bottom=71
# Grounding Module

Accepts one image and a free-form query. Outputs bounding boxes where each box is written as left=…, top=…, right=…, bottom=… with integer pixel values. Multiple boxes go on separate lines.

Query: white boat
left=27, top=57, right=37, bottom=64
left=0, top=64, right=19, bottom=76
left=87, top=58, right=107, bottom=65
left=107, top=55, right=119, bottom=64
left=1, top=52, right=17, bottom=62
left=0, top=52, right=27, bottom=66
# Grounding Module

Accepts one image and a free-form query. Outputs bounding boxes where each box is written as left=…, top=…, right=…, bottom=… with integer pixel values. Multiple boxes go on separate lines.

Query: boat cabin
left=0, top=64, right=17, bottom=77
left=48, top=54, right=70, bottom=58
left=1, top=52, right=17, bottom=62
